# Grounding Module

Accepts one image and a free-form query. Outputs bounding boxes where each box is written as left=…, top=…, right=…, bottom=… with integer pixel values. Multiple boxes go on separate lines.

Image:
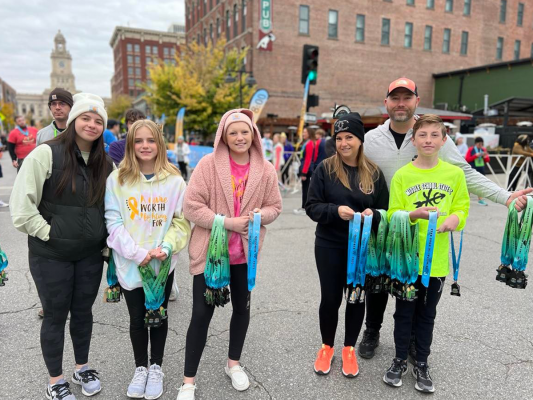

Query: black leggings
left=29, top=251, right=104, bottom=377
left=302, top=175, right=311, bottom=208
left=365, top=290, right=390, bottom=333
left=184, top=264, right=250, bottom=378
left=315, top=245, right=365, bottom=348
left=178, top=161, right=188, bottom=180
left=394, top=276, right=445, bottom=363
left=122, top=270, right=174, bottom=368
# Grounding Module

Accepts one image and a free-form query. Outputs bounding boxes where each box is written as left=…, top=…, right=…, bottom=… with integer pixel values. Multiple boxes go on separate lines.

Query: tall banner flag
left=258, top=0, right=274, bottom=51
left=248, top=89, right=269, bottom=123
left=297, top=75, right=311, bottom=142
left=175, top=107, right=186, bottom=145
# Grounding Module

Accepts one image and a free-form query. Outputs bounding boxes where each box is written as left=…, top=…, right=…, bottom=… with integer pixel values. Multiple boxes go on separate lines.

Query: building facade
left=17, top=30, right=78, bottom=123
left=109, top=26, right=185, bottom=98
left=0, top=78, right=17, bottom=108
left=185, top=0, right=533, bottom=118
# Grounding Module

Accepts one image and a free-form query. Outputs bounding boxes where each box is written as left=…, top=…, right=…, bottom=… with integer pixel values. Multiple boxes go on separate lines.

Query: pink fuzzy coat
left=183, top=108, right=283, bottom=275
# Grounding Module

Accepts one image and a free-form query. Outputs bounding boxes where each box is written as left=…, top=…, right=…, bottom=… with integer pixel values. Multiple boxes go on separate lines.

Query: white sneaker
left=145, top=364, right=164, bottom=399
left=0, top=200, right=8, bottom=208
left=224, top=363, right=250, bottom=391
left=126, top=366, right=148, bottom=398
left=176, top=383, right=196, bottom=400
left=292, top=208, right=306, bottom=216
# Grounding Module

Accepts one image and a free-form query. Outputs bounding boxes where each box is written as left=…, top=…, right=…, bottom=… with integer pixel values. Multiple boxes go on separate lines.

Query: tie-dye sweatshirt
left=105, top=169, right=191, bottom=291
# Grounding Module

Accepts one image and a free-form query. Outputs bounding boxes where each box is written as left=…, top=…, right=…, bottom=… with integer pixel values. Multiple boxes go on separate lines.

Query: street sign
left=304, top=113, right=317, bottom=123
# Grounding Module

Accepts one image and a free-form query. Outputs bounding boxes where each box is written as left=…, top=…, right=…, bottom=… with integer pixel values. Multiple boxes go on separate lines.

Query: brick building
left=109, top=26, right=185, bottom=98
left=186, top=0, right=533, bottom=119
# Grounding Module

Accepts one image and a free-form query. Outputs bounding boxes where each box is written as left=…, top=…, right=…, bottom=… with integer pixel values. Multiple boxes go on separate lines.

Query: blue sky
left=0, top=0, right=185, bottom=98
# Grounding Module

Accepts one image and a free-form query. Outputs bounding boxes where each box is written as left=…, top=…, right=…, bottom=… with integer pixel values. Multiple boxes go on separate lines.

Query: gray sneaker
left=46, top=380, right=76, bottom=400
left=145, top=364, right=164, bottom=399
left=127, top=366, right=148, bottom=398
left=72, top=366, right=101, bottom=396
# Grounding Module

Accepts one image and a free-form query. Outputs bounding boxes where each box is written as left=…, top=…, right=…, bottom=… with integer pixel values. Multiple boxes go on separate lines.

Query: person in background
left=508, top=134, right=533, bottom=191
left=37, top=88, right=73, bottom=145
left=314, top=128, right=329, bottom=168
left=261, top=131, right=274, bottom=162
left=103, top=120, right=120, bottom=153
left=8, top=115, right=37, bottom=172
left=293, top=126, right=318, bottom=216
left=0, top=133, right=8, bottom=207
left=465, top=137, right=490, bottom=206
left=174, top=136, right=191, bottom=180
left=280, top=132, right=294, bottom=185
left=109, top=109, right=146, bottom=165
left=272, top=133, right=284, bottom=179
left=455, top=135, right=468, bottom=157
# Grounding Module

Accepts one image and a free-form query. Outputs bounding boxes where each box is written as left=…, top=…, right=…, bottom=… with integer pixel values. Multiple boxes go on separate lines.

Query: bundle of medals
left=0, top=246, right=8, bottom=287
left=204, top=215, right=231, bottom=307
left=139, top=254, right=172, bottom=328
left=103, top=247, right=121, bottom=303
left=496, top=197, right=533, bottom=289
left=365, top=210, right=390, bottom=294
left=385, top=211, right=421, bottom=301
left=247, top=212, right=261, bottom=291
left=345, top=213, right=372, bottom=304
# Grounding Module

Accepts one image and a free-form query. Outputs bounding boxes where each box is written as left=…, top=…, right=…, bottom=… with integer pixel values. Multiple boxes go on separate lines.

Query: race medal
left=450, top=231, right=463, bottom=296
left=204, top=215, right=231, bottom=307
left=105, top=249, right=121, bottom=303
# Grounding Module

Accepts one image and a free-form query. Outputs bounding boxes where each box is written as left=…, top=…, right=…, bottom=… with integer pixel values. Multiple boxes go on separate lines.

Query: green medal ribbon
left=204, top=214, right=231, bottom=306
left=0, top=245, right=8, bottom=286
left=104, top=249, right=121, bottom=303
left=366, top=210, right=389, bottom=277
left=138, top=256, right=171, bottom=311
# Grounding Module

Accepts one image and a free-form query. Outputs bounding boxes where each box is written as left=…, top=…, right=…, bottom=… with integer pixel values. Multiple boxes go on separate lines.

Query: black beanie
left=334, top=112, right=365, bottom=143
left=48, top=88, right=74, bottom=108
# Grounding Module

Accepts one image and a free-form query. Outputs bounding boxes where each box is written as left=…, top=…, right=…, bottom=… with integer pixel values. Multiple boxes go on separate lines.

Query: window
left=404, top=22, right=413, bottom=48
left=128, top=67, right=133, bottom=76
left=145, top=45, right=151, bottom=54
left=426, top=0, right=434, bottom=8
left=242, top=0, right=246, bottom=31
left=233, top=4, right=238, bottom=37
left=134, top=44, right=140, bottom=52
left=136, top=67, right=141, bottom=76
left=328, top=10, right=338, bottom=39
left=146, top=56, right=151, bottom=64
left=152, top=46, right=158, bottom=54
left=217, top=17, right=220, bottom=38
left=514, top=40, right=521, bottom=60
left=127, top=43, right=133, bottom=52
left=443, top=28, right=451, bottom=53
left=129, top=90, right=134, bottom=97
left=424, top=25, right=432, bottom=50
left=463, top=0, right=471, bottom=15
left=226, top=10, right=230, bottom=40
left=299, top=5, right=310, bottom=35
left=135, top=56, right=140, bottom=64
left=136, top=79, right=141, bottom=86
left=164, top=47, right=169, bottom=56
left=127, top=55, right=133, bottom=64
left=204, top=28, right=208, bottom=45
left=500, top=0, right=507, bottom=23
left=356, top=14, right=365, bottom=42
left=210, top=23, right=213, bottom=40
left=407, top=0, right=414, bottom=5
left=381, top=18, right=391, bottom=45
left=129, top=78, right=134, bottom=87
left=496, top=37, right=504, bottom=59
left=445, top=0, right=453, bottom=12
left=209, top=0, right=212, bottom=10
left=460, top=31, right=469, bottom=55
left=171, top=48, right=175, bottom=56
left=517, top=3, right=524, bottom=26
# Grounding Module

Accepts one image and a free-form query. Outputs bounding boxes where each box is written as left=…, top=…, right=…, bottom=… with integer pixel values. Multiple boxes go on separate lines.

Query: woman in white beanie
left=10, top=93, right=114, bottom=400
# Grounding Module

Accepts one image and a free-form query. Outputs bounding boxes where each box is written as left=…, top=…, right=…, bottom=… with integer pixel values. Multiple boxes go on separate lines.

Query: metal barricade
left=483, top=154, right=533, bottom=191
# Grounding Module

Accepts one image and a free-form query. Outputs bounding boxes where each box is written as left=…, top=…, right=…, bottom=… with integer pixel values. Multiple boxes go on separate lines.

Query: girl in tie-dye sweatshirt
left=104, top=120, right=190, bottom=399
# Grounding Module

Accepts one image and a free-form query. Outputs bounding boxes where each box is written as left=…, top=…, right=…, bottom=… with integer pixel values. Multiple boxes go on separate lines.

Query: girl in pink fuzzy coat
left=177, top=109, right=282, bottom=400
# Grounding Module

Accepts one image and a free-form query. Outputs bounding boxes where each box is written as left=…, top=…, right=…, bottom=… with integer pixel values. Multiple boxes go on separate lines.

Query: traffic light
left=301, top=44, right=319, bottom=85
left=307, top=94, right=319, bottom=110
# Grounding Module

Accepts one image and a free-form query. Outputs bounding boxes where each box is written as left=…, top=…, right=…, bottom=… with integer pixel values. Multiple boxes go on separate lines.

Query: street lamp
left=224, top=67, right=256, bottom=108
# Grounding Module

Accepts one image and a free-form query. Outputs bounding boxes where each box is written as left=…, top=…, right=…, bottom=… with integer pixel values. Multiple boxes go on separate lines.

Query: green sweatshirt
left=10, top=144, right=91, bottom=241
left=387, top=159, right=470, bottom=278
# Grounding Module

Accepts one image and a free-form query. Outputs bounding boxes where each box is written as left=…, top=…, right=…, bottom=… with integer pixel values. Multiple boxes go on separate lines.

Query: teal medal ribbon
left=421, top=211, right=438, bottom=288
left=347, top=213, right=362, bottom=286
left=204, top=214, right=231, bottom=306
left=450, top=231, right=463, bottom=296
left=103, top=248, right=121, bottom=303
left=356, top=214, right=373, bottom=287
left=386, top=211, right=419, bottom=301
left=139, top=256, right=171, bottom=328
left=0, top=246, right=8, bottom=287
left=366, top=210, right=390, bottom=293
left=247, top=212, right=261, bottom=291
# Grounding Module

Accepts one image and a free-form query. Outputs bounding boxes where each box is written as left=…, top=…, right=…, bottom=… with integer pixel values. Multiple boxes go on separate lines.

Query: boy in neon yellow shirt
left=383, top=115, right=470, bottom=393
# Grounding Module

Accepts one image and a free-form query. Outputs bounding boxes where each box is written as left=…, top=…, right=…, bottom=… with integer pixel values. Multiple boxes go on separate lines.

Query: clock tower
left=49, top=30, right=76, bottom=93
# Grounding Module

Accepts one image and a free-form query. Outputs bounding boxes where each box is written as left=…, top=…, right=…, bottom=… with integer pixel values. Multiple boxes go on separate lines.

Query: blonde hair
left=118, top=120, right=180, bottom=186
left=324, top=145, right=380, bottom=193
left=412, top=114, right=446, bottom=137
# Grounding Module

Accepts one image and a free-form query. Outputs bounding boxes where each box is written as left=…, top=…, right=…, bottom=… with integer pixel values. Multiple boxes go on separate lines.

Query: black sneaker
left=358, top=329, right=380, bottom=359
left=408, top=337, right=417, bottom=365
left=46, top=380, right=76, bottom=400
left=412, top=361, right=435, bottom=393
left=383, top=357, right=408, bottom=387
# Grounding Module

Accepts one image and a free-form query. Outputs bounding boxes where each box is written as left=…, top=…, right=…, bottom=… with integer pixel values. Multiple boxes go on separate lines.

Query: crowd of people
left=1, top=77, right=532, bottom=400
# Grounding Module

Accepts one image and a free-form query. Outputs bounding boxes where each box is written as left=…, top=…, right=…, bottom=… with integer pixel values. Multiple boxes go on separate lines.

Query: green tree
left=107, top=95, right=133, bottom=119
left=0, top=102, right=15, bottom=132
left=143, top=40, right=255, bottom=139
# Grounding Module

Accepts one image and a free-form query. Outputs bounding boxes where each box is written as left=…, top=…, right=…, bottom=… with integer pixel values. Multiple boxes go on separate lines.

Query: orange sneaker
left=342, top=346, right=359, bottom=378
left=314, top=344, right=334, bottom=375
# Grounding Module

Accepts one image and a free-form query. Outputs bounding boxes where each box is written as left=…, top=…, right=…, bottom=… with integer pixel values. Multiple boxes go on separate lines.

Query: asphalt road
left=1, top=157, right=532, bottom=400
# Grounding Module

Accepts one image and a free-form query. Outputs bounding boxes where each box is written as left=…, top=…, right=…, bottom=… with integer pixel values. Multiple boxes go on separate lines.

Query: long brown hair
left=118, top=120, right=180, bottom=186
left=52, top=115, right=109, bottom=206
left=323, top=144, right=380, bottom=194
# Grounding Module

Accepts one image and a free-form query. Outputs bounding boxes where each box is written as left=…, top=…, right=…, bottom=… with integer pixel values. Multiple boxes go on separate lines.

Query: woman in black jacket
left=305, top=112, right=389, bottom=379
left=10, top=93, right=114, bottom=400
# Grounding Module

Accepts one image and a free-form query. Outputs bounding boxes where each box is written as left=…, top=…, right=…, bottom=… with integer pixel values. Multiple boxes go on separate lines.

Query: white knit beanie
left=66, top=93, right=108, bottom=129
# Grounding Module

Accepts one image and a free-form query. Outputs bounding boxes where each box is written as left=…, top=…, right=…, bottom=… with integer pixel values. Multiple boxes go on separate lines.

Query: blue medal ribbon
left=347, top=213, right=362, bottom=285
left=0, top=246, right=8, bottom=272
left=247, top=212, right=261, bottom=291
left=512, top=197, right=533, bottom=272
left=421, top=211, right=438, bottom=288
left=356, top=214, right=373, bottom=287
left=450, top=230, right=463, bottom=282
left=106, top=250, right=119, bottom=287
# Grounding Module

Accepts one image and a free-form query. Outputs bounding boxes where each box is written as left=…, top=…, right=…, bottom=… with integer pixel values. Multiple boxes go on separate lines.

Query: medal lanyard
left=247, top=212, right=261, bottom=291
left=0, top=246, right=7, bottom=272
left=450, top=230, right=463, bottom=282
left=347, top=213, right=362, bottom=285
left=17, top=126, right=29, bottom=136
left=513, top=197, right=533, bottom=271
left=356, top=214, right=373, bottom=287
left=421, top=211, right=438, bottom=288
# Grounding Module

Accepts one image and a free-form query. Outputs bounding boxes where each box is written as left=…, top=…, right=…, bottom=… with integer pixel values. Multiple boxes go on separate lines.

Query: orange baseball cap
left=386, top=77, right=418, bottom=96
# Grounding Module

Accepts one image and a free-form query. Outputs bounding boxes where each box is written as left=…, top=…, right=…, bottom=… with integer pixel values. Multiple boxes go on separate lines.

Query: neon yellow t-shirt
left=387, top=160, right=470, bottom=278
